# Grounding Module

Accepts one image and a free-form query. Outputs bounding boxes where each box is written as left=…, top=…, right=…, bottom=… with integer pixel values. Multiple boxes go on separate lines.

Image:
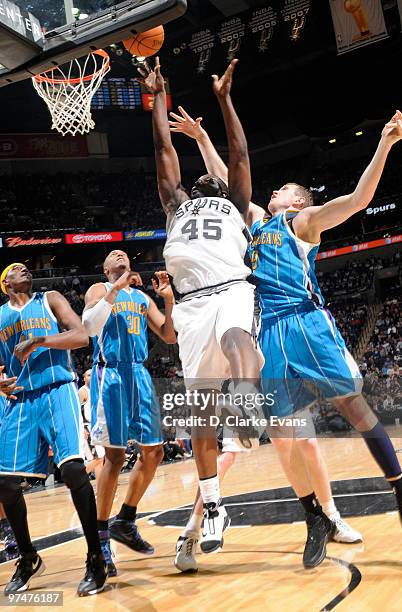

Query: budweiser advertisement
left=5, top=235, right=63, bottom=248
left=65, top=232, right=123, bottom=245
left=0, top=134, right=88, bottom=159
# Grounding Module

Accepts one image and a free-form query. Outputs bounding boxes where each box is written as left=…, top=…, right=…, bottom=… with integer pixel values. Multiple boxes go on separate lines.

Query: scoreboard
left=91, top=77, right=172, bottom=112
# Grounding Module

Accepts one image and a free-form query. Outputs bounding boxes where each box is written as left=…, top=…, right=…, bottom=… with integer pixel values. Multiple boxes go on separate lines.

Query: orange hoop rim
left=33, top=49, right=110, bottom=85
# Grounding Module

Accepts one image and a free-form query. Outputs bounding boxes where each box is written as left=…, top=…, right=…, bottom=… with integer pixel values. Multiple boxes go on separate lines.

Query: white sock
left=183, top=512, right=203, bottom=538
left=322, top=499, right=337, bottom=517
left=199, top=475, right=220, bottom=505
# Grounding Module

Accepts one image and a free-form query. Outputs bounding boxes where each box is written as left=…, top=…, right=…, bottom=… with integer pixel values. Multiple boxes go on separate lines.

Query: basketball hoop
left=32, top=50, right=110, bottom=137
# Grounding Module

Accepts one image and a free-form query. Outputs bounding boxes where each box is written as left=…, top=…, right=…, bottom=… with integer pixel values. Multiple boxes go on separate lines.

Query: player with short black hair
left=139, top=57, right=264, bottom=555
left=83, top=250, right=176, bottom=576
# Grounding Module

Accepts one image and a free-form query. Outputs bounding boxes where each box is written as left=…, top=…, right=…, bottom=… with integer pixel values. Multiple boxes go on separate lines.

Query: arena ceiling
left=0, top=1, right=401, bottom=155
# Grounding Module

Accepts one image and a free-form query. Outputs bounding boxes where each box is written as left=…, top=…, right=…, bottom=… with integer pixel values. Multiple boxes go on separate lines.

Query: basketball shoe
left=200, top=501, right=230, bottom=554
left=109, top=518, right=154, bottom=555
left=4, top=552, right=45, bottom=594
left=77, top=552, right=107, bottom=597
left=98, top=530, right=117, bottom=577
left=329, top=512, right=363, bottom=543
left=175, top=536, right=198, bottom=572
left=303, top=511, right=335, bottom=569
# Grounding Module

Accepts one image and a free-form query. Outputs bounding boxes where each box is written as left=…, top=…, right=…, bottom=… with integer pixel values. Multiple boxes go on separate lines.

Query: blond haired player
left=169, top=105, right=402, bottom=568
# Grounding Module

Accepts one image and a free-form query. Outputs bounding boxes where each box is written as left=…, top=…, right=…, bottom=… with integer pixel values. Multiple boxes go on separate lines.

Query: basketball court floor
left=1, top=435, right=401, bottom=611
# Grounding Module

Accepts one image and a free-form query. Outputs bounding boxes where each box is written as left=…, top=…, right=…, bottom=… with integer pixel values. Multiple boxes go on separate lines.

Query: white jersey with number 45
left=164, top=197, right=251, bottom=295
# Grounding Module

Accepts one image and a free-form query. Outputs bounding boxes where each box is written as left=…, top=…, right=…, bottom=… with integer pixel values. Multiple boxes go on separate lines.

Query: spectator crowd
left=0, top=157, right=401, bottom=250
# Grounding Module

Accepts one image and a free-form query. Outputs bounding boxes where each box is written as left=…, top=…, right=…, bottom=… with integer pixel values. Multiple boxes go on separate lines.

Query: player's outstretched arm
left=147, top=272, right=176, bottom=344
left=169, top=106, right=265, bottom=226
left=212, top=60, right=252, bottom=217
left=294, top=111, right=402, bottom=243
left=82, top=271, right=143, bottom=337
left=169, top=106, right=229, bottom=182
left=138, top=57, right=187, bottom=220
left=14, top=291, right=89, bottom=363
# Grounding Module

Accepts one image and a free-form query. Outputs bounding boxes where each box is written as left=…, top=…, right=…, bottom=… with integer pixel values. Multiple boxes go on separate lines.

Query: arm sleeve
left=82, top=298, right=113, bottom=337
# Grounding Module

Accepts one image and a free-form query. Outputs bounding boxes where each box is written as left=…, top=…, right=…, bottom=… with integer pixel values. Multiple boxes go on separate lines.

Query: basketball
left=122, top=26, right=165, bottom=58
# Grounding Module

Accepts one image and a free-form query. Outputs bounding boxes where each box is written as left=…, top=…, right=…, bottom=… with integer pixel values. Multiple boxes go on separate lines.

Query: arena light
left=329, top=138, right=336, bottom=144
left=355, top=130, right=363, bottom=136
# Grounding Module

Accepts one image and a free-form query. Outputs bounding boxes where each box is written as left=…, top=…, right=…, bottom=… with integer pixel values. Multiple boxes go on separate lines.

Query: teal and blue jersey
left=0, top=292, right=75, bottom=393
left=251, top=209, right=362, bottom=415
left=92, top=283, right=150, bottom=365
left=250, top=210, right=324, bottom=321
left=90, top=284, right=162, bottom=446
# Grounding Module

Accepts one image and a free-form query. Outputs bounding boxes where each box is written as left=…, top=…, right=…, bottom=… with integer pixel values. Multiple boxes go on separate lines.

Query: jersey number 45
left=181, top=218, right=222, bottom=240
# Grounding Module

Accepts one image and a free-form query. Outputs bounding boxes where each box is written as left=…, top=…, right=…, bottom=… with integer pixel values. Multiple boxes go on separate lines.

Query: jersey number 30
left=181, top=218, right=222, bottom=240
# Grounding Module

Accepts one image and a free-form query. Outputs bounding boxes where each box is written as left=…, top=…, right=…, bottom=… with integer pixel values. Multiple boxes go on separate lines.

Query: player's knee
left=60, top=459, right=88, bottom=491
left=0, top=477, right=22, bottom=506
left=332, top=394, right=377, bottom=430
left=221, top=328, right=250, bottom=355
left=141, top=444, right=164, bottom=467
left=104, top=448, right=125, bottom=469
left=298, top=437, right=319, bottom=457
left=270, top=436, right=292, bottom=452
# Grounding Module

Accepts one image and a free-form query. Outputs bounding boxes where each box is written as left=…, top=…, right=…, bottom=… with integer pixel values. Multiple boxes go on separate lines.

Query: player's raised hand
left=168, top=106, right=204, bottom=140
left=212, top=59, right=238, bottom=99
left=152, top=271, right=174, bottom=301
left=112, top=270, right=143, bottom=292
left=136, top=56, right=165, bottom=94
left=0, top=365, right=23, bottom=400
left=381, top=110, right=402, bottom=145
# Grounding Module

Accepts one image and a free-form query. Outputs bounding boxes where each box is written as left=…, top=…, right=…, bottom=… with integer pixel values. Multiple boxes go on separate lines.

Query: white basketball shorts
left=172, top=282, right=262, bottom=390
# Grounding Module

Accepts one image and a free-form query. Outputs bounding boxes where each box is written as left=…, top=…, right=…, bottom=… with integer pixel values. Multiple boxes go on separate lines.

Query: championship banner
left=0, top=133, right=89, bottom=159
left=188, top=29, right=216, bottom=74
left=217, top=17, right=246, bottom=61
left=248, top=6, right=278, bottom=52
left=329, top=0, right=388, bottom=55
left=281, top=0, right=311, bottom=42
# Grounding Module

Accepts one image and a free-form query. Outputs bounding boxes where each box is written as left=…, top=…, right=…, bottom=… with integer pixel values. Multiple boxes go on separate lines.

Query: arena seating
left=0, top=162, right=400, bottom=249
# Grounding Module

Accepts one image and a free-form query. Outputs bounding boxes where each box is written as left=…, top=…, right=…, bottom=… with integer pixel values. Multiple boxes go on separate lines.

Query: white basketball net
left=32, top=50, right=110, bottom=137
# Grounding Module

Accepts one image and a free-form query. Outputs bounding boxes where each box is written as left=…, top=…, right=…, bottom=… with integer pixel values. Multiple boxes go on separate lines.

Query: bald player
left=83, top=250, right=175, bottom=576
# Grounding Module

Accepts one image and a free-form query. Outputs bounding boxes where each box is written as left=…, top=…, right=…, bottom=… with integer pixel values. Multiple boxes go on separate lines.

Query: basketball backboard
left=0, top=0, right=187, bottom=86
left=11, top=2, right=134, bottom=33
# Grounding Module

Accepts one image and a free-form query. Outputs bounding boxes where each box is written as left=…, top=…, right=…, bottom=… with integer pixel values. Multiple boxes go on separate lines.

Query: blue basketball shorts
left=259, top=307, right=363, bottom=417
left=0, top=381, right=83, bottom=478
left=0, top=396, right=6, bottom=428
left=90, top=362, right=163, bottom=448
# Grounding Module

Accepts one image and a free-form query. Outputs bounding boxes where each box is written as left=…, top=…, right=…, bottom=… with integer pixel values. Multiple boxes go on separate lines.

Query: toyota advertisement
left=64, top=232, right=123, bottom=245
